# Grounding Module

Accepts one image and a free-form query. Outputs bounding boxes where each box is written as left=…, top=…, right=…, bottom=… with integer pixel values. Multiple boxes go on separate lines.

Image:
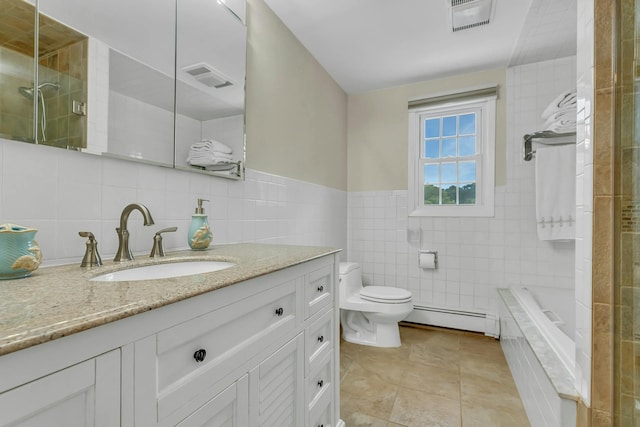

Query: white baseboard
left=404, top=305, right=500, bottom=338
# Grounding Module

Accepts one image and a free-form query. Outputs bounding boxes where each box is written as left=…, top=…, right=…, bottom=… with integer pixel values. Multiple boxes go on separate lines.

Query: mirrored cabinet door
left=175, top=0, right=246, bottom=179
left=0, top=0, right=246, bottom=179
left=0, top=0, right=36, bottom=143
left=36, top=0, right=177, bottom=166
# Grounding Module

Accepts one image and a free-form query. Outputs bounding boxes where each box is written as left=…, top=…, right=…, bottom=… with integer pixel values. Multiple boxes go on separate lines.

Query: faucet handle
left=79, top=231, right=102, bottom=268
left=150, top=227, right=178, bottom=258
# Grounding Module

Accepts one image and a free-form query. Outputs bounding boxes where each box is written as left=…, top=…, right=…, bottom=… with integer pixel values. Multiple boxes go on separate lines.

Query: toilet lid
left=359, top=286, right=412, bottom=303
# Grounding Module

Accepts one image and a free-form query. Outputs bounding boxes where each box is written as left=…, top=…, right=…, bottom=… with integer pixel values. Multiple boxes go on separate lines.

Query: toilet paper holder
left=418, top=250, right=438, bottom=269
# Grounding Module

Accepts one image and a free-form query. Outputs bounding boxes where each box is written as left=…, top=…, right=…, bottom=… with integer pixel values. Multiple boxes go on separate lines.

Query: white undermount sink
left=90, top=260, right=235, bottom=282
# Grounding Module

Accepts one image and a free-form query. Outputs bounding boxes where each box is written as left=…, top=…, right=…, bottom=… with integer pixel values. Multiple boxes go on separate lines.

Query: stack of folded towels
left=541, top=89, right=577, bottom=133
left=186, top=139, right=234, bottom=170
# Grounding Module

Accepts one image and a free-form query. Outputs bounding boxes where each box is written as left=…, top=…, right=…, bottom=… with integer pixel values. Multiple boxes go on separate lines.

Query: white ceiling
left=264, top=0, right=577, bottom=94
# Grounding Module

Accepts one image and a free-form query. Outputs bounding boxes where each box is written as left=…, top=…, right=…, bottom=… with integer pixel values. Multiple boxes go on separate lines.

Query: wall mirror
left=0, top=0, right=246, bottom=180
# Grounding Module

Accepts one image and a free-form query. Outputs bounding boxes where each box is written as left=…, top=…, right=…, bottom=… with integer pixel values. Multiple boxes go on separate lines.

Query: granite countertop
left=0, top=243, right=340, bottom=356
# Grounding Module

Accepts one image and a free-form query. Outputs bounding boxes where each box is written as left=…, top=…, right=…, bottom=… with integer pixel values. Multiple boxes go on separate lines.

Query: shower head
left=18, top=86, right=35, bottom=100
left=18, top=82, right=60, bottom=100
left=37, top=82, right=60, bottom=91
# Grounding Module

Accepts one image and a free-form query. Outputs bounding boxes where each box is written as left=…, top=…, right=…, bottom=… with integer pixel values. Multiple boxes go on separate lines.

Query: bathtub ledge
left=498, top=288, right=579, bottom=401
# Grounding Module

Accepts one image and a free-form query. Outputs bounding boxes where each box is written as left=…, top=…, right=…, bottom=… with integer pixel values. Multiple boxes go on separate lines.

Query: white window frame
left=408, top=95, right=496, bottom=217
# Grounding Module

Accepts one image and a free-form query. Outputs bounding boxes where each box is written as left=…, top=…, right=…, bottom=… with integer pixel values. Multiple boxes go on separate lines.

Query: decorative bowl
left=0, top=224, right=42, bottom=280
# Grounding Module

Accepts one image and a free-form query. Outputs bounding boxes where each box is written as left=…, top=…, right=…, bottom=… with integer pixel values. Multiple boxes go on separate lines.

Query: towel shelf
left=523, top=130, right=576, bottom=161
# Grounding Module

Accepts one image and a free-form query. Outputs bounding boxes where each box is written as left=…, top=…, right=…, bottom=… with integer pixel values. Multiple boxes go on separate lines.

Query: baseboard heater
left=404, top=304, right=500, bottom=338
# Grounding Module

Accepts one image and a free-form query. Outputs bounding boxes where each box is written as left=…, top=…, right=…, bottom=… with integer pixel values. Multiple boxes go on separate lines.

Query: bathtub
left=498, top=287, right=579, bottom=427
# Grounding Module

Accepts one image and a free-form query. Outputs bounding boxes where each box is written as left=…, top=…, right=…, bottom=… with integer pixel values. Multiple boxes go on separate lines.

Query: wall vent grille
left=449, top=0, right=493, bottom=32
left=182, top=63, right=233, bottom=89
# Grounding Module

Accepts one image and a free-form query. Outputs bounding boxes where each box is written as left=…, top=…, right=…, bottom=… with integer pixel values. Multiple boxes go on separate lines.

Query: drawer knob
left=317, top=335, right=324, bottom=343
left=193, top=349, right=207, bottom=363
left=275, top=307, right=284, bottom=316
left=317, top=285, right=324, bottom=292
left=317, top=379, right=324, bottom=388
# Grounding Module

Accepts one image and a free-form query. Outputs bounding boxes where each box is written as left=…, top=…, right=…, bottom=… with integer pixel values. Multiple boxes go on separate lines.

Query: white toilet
left=339, top=262, right=413, bottom=348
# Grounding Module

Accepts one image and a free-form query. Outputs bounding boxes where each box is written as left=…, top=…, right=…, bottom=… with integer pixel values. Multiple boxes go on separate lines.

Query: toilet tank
left=339, top=262, right=363, bottom=299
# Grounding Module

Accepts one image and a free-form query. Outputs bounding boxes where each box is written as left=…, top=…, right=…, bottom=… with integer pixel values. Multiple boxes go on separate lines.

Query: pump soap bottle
left=188, top=198, right=212, bottom=250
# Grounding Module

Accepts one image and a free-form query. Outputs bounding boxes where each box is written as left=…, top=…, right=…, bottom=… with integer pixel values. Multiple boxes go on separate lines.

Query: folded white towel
left=187, top=151, right=233, bottom=162
left=187, top=154, right=234, bottom=168
left=542, top=90, right=577, bottom=120
left=190, top=139, right=232, bottom=154
left=189, top=150, right=233, bottom=160
left=544, top=109, right=576, bottom=126
left=545, top=120, right=576, bottom=134
left=535, top=144, right=576, bottom=240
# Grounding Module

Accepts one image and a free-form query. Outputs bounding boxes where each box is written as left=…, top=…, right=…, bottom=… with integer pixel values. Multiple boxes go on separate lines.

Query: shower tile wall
left=0, top=46, right=33, bottom=140
left=38, top=38, right=88, bottom=149
left=347, top=56, right=577, bottom=317
left=614, top=0, right=638, bottom=424
left=0, top=138, right=347, bottom=265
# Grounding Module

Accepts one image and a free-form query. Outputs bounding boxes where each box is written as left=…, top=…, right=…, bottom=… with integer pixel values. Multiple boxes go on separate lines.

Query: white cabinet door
left=0, top=349, right=120, bottom=427
left=176, top=375, right=248, bottom=427
left=249, top=333, right=305, bottom=427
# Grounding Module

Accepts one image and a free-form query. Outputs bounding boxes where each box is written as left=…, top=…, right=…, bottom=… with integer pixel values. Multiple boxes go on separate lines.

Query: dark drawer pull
left=318, top=425, right=324, bottom=427
left=275, top=307, right=284, bottom=316
left=317, top=379, right=324, bottom=388
left=317, top=335, right=324, bottom=343
left=193, top=349, right=207, bottom=363
left=317, top=285, right=324, bottom=292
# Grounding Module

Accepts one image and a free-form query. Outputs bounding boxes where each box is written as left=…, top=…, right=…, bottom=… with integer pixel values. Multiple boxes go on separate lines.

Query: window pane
left=442, top=138, right=456, bottom=157
left=425, top=118, right=440, bottom=138
left=459, top=182, right=476, bottom=204
left=459, top=161, right=476, bottom=181
left=459, top=136, right=476, bottom=156
left=441, top=162, right=456, bottom=182
left=442, top=184, right=457, bottom=204
left=442, top=116, right=456, bottom=136
left=424, top=164, right=439, bottom=183
left=424, top=139, right=439, bottom=158
left=459, top=113, right=476, bottom=134
left=423, top=184, right=440, bottom=205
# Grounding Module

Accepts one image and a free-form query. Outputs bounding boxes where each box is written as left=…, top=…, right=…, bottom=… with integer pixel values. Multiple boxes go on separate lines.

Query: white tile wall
left=574, top=0, right=594, bottom=406
left=107, top=91, right=177, bottom=165
left=0, top=138, right=347, bottom=266
left=347, top=56, right=577, bottom=319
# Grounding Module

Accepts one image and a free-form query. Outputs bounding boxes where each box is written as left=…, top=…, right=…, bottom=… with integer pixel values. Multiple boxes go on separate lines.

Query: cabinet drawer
left=305, top=309, right=333, bottom=368
left=308, top=371, right=332, bottom=427
left=156, top=280, right=297, bottom=420
left=307, top=351, right=332, bottom=408
left=305, top=265, right=333, bottom=318
left=309, top=403, right=332, bottom=427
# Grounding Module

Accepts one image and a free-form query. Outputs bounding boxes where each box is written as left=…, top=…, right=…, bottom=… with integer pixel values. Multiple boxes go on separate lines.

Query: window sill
left=409, top=204, right=494, bottom=217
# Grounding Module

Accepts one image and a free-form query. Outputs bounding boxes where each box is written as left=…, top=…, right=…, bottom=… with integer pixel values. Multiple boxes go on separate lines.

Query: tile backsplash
left=0, top=138, right=347, bottom=266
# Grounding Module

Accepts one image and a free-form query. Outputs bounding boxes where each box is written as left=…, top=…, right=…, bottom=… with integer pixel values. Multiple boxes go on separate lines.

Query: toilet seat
left=359, top=286, right=412, bottom=304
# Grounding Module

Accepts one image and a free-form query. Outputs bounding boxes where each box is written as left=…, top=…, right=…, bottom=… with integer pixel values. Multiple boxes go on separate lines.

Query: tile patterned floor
left=339, top=324, right=530, bottom=427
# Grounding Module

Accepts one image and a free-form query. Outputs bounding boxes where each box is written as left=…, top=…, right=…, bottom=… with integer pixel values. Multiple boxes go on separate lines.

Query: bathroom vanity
left=0, top=244, right=342, bottom=427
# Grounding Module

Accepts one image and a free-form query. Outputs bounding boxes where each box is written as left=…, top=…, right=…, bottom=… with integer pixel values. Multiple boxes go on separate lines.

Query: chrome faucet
left=114, top=203, right=155, bottom=262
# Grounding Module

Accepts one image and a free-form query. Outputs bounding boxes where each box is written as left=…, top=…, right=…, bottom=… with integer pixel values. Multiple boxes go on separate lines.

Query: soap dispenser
left=188, top=198, right=212, bottom=250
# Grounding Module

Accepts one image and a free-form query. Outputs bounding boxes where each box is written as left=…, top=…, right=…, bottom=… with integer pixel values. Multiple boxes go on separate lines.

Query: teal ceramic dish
left=0, top=224, right=42, bottom=280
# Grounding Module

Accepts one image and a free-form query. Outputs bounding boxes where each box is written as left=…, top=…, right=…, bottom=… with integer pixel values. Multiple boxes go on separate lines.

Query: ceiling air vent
left=450, top=0, right=494, bottom=32
left=183, top=63, right=233, bottom=88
